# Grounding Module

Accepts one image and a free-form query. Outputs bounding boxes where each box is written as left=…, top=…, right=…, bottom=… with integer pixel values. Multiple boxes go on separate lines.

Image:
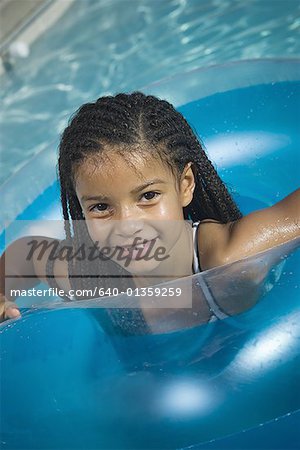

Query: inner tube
left=1, top=60, right=300, bottom=450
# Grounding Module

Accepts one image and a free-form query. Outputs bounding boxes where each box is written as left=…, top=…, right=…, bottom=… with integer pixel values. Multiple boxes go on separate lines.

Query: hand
left=0, top=294, right=21, bottom=322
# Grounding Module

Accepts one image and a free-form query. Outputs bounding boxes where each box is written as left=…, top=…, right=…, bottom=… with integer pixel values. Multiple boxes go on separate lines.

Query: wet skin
left=75, top=152, right=196, bottom=284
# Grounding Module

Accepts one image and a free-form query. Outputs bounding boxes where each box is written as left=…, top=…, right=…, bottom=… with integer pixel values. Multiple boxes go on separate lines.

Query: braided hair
left=50, top=92, right=242, bottom=334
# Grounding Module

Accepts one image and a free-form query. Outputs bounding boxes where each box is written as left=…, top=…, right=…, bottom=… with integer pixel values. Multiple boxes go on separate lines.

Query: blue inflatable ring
left=0, top=59, right=300, bottom=450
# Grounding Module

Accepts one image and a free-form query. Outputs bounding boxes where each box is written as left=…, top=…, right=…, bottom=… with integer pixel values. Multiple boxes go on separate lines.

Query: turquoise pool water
left=1, top=0, right=300, bottom=185
left=1, top=71, right=300, bottom=449
left=1, top=2, right=300, bottom=447
left=3, top=79, right=299, bottom=227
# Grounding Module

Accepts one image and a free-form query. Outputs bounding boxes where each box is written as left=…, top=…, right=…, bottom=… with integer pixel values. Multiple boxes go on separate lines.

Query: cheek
left=156, top=207, right=176, bottom=220
left=152, top=219, right=185, bottom=245
left=155, top=195, right=184, bottom=220
left=150, top=197, right=184, bottom=238
left=85, top=221, right=110, bottom=244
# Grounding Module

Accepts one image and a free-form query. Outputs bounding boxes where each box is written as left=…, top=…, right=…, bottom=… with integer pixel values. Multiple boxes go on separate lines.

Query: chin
left=115, top=259, right=163, bottom=276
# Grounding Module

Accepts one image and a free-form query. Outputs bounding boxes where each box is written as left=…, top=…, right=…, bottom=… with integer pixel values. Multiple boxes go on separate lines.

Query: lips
left=114, top=237, right=157, bottom=250
left=111, top=237, right=158, bottom=261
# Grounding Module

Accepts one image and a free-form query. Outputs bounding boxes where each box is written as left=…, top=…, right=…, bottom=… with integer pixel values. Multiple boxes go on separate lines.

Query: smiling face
left=74, top=149, right=195, bottom=277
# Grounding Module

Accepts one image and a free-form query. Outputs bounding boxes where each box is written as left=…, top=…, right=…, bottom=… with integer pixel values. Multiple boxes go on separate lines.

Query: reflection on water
left=1, top=0, right=300, bottom=184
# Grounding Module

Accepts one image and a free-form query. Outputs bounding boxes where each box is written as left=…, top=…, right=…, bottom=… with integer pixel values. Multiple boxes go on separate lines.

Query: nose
left=114, top=210, right=144, bottom=239
left=115, top=220, right=144, bottom=240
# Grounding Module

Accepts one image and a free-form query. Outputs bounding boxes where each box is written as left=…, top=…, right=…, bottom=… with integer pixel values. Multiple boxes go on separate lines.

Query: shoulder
left=196, top=219, right=232, bottom=270
left=225, top=194, right=300, bottom=262
left=197, top=188, right=300, bottom=270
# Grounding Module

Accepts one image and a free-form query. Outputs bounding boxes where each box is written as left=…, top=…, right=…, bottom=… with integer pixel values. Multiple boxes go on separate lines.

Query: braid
left=56, top=91, right=243, bottom=334
left=141, top=99, right=242, bottom=223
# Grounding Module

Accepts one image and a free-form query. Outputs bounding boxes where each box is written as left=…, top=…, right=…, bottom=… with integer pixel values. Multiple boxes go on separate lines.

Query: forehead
left=74, top=150, right=174, bottom=191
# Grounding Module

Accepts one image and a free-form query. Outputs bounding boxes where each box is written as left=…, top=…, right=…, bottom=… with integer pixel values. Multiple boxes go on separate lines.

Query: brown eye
left=90, top=203, right=108, bottom=212
left=142, top=191, right=160, bottom=201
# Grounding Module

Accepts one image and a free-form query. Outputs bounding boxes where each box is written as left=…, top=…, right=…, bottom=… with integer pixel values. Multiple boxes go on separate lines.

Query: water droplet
left=260, top=30, right=271, bottom=37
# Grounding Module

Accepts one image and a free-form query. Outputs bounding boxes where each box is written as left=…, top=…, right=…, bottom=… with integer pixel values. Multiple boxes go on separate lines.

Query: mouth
left=113, top=237, right=158, bottom=260
left=115, top=237, right=158, bottom=250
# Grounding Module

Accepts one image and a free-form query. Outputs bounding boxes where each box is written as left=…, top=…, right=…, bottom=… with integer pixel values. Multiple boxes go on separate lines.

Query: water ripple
left=1, top=0, right=299, bottom=185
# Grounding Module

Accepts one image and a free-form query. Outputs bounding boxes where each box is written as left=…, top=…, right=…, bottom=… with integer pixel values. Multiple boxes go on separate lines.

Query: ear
left=180, top=162, right=195, bottom=207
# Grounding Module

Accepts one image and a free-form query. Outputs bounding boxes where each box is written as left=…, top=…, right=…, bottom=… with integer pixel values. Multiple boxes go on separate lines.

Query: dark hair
left=50, top=92, right=242, bottom=333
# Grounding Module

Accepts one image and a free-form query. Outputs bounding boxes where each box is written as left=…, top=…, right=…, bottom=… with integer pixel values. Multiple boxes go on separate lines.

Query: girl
left=1, top=92, right=299, bottom=329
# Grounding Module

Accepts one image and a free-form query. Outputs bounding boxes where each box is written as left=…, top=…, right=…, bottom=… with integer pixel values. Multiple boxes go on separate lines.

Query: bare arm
left=224, top=188, right=300, bottom=264
left=197, top=189, right=300, bottom=318
left=0, top=236, right=69, bottom=321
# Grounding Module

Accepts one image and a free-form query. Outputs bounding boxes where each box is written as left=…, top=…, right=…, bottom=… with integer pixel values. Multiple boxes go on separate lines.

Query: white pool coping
left=0, top=0, right=74, bottom=76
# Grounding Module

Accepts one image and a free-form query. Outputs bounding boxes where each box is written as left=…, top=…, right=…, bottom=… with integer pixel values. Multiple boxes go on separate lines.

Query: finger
left=5, top=307, right=21, bottom=319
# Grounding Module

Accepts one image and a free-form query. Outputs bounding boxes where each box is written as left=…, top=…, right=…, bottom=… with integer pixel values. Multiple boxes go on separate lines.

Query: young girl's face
left=74, top=150, right=195, bottom=276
